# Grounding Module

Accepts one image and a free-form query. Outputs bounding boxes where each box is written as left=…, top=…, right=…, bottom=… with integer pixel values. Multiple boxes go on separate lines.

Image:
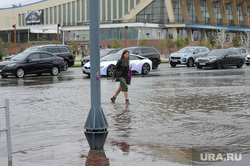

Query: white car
left=82, top=53, right=152, bottom=76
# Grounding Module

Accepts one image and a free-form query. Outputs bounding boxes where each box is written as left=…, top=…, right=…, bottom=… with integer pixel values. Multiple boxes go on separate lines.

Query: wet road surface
left=0, top=63, right=250, bottom=166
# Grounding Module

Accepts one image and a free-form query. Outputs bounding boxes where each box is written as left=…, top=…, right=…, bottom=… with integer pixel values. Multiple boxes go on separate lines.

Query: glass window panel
left=67, top=3, right=71, bottom=25
left=108, top=0, right=111, bottom=21
left=113, top=0, right=117, bottom=19
left=54, top=6, right=57, bottom=24
left=125, top=0, right=128, bottom=15
left=19, top=14, right=21, bottom=26
left=130, top=0, right=134, bottom=10
left=102, top=0, right=106, bottom=21
left=77, top=0, right=80, bottom=22
left=87, top=0, right=89, bottom=21
left=82, top=0, right=85, bottom=21
left=72, top=1, right=75, bottom=25
left=50, top=7, right=53, bottom=24
left=46, top=8, right=48, bottom=24
left=119, top=0, right=122, bottom=18
left=59, top=5, right=61, bottom=23
left=63, top=4, right=66, bottom=25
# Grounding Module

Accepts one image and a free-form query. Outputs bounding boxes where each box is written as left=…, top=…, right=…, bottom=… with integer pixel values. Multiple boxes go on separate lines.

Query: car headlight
left=6, top=64, right=16, bottom=67
left=209, top=58, right=217, bottom=62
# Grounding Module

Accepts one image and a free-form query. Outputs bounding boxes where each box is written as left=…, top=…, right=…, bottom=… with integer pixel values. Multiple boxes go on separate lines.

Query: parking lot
left=0, top=63, right=250, bottom=166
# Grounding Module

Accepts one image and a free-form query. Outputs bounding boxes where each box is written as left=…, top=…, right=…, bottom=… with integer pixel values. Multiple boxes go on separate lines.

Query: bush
left=139, top=39, right=147, bottom=46
left=232, top=36, right=242, bottom=47
left=165, top=38, right=175, bottom=54
left=175, top=36, right=187, bottom=50
left=0, top=38, right=5, bottom=59
left=112, top=38, right=121, bottom=48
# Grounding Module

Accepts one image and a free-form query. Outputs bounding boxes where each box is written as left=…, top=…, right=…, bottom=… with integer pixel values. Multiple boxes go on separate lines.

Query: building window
left=166, top=28, right=173, bottom=39
left=225, top=4, right=234, bottom=27
left=102, top=0, right=106, bottom=21
left=136, top=0, right=167, bottom=24
left=19, top=14, right=21, bottom=26
left=237, top=5, right=244, bottom=27
left=113, top=0, right=117, bottom=19
left=213, top=2, right=222, bottom=26
left=125, top=0, right=128, bottom=15
left=54, top=6, right=57, bottom=24
left=130, top=0, right=134, bottom=10
left=46, top=8, right=49, bottom=24
left=172, top=0, right=183, bottom=23
left=67, top=2, right=71, bottom=25
left=87, top=0, right=89, bottom=21
left=72, top=1, right=75, bottom=25
left=108, top=0, right=111, bottom=21
left=200, top=0, right=210, bottom=25
left=59, top=5, right=62, bottom=24
left=187, top=0, right=197, bottom=24
left=77, top=0, right=80, bottom=22
left=82, top=0, right=85, bottom=21
left=63, top=4, right=66, bottom=25
left=50, top=7, right=53, bottom=24
left=119, top=0, right=122, bottom=18
left=193, top=29, right=201, bottom=41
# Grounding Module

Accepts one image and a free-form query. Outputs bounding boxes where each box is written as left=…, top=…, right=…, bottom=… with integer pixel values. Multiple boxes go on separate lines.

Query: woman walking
left=111, top=50, right=131, bottom=104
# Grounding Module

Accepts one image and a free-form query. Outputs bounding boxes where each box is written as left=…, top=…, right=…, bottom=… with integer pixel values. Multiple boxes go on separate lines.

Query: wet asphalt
left=0, top=63, right=250, bottom=166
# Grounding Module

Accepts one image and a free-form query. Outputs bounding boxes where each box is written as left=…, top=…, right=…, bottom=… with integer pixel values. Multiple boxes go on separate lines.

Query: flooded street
left=0, top=63, right=250, bottom=166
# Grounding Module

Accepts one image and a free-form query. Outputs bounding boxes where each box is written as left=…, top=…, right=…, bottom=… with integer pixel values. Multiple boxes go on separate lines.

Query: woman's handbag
left=126, top=70, right=132, bottom=85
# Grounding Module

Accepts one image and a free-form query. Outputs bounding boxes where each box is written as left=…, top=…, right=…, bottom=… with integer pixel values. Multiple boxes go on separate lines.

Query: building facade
left=0, top=0, right=250, bottom=46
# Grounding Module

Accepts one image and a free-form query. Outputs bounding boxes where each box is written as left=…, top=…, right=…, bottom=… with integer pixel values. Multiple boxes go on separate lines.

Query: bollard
left=84, top=0, right=108, bottom=150
left=0, top=99, right=12, bottom=166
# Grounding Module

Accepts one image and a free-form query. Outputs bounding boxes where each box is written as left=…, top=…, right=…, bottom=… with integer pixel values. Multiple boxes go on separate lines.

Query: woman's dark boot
left=111, top=96, right=116, bottom=103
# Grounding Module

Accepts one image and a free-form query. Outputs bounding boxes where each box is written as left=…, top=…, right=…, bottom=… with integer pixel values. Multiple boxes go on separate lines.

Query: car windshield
left=100, top=50, right=111, bottom=56
left=101, top=53, right=121, bottom=61
left=178, top=47, right=196, bottom=53
left=11, top=52, right=30, bottom=61
left=207, top=50, right=226, bottom=56
left=24, top=47, right=40, bottom=52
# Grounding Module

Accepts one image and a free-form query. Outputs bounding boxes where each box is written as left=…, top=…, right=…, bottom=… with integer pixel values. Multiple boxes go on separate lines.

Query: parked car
left=81, top=48, right=120, bottom=66
left=5, top=54, right=16, bottom=61
left=245, top=49, right=250, bottom=66
left=169, top=46, right=210, bottom=67
left=237, top=47, right=249, bottom=59
left=83, top=53, right=152, bottom=77
left=196, top=49, right=245, bottom=69
left=108, top=46, right=161, bottom=69
left=0, top=51, right=65, bottom=78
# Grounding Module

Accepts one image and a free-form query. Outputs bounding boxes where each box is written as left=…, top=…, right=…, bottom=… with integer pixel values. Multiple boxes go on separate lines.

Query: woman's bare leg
left=114, top=85, right=122, bottom=97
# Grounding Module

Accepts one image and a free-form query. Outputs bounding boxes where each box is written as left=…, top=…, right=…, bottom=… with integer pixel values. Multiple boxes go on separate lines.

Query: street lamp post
left=77, top=35, right=80, bottom=56
left=83, top=36, right=85, bottom=54
left=9, top=33, right=11, bottom=55
left=146, top=33, right=150, bottom=41
left=57, top=24, right=61, bottom=44
left=125, top=26, right=128, bottom=47
left=67, top=30, right=71, bottom=46
left=84, top=0, right=109, bottom=150
left=12, top=24, right=16, bottom=54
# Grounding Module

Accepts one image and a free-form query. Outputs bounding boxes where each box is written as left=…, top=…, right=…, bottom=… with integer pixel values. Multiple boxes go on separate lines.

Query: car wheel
left=1, top=75, right=8, bottom=78
left=142, top=63, right=150, bottom=75
left=152, top=59, right=159, bottom=69
left=64, top=60, right=69, bottom=71
left=15, top=68, right=25, bottom=78
left=237, top=60, right=243, bottom=68
left=51, top=66, right=59, bottom=76
left=170, top=61, right=177, bottom=67
left=197, top=65, right=202, bottom=69
left=187, top=58, right=194, bottom=67
left=107, top=65, right=115, bottom=77
left=216, top=61, right=223, bottom=69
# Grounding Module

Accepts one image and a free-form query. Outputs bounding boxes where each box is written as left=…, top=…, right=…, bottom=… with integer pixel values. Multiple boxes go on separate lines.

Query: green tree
left=165, top=38, right=175, bottom=54
left=71, top=41, right=78, bottom=55
left=0, top=38, right=5, bottom=60
left=209, top=35, right=216, bottom=47
left=112, top=38, right=121, bottom=48
left=198, top=39, right=204, bottom=46
left=205, top=37, right=212, bottom=50
left=139, top=39, right=147, bottom=46
left=39, top=33, right=47, bottom=42
left=157, top=39, right=165, bottom=55
left=232, top=36, right=242, bottom=47
left=175, top=36, right=186, bottom=50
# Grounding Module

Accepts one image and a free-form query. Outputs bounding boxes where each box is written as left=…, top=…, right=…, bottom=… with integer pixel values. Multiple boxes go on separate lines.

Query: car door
left=223, top=51, right=233, bottom=65
left=25, top=53, right=41, bottom=74
left=39, top=53, right=54, bottom=72
left=141, top=48, right=153, bottom=60
left=193, top=48, right=202, bottom=59
left=230, top=50, right=240, bottom=65
left=129, top=55, right=139, bottom=71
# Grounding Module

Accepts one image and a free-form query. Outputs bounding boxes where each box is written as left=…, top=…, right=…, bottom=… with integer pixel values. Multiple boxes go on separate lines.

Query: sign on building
left=26, top=10, right=43, bottom=25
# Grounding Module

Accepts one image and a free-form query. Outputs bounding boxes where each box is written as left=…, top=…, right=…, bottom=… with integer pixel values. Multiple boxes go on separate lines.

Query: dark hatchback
left=196, top=49, right=245, bottom=69
left=0, top=51, right=65, bottom=78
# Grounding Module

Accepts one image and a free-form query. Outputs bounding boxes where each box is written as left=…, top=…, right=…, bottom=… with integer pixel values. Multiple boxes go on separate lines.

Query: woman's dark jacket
left=112, top=58, right=129, bottom=80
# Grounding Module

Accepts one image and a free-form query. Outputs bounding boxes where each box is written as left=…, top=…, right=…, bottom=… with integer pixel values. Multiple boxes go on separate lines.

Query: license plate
left=199, top=63, right=206, bottom=65
left=172, top=60, right=178, bottom=62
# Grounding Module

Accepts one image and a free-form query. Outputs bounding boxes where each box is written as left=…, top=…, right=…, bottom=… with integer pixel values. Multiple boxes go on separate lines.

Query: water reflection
left=85, top=149, right=110, bottom=166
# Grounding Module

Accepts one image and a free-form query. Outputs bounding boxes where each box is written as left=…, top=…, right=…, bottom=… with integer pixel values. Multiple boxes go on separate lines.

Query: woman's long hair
left=121, top=49, right=130, bottom=61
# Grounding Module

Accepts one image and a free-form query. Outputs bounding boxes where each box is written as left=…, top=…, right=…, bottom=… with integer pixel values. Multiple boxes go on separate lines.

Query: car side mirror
left=225, top=54, right=229, bottom=57
left=27, top=58, right=32, bottom=62
left=194, top=51, right=198, bottom=54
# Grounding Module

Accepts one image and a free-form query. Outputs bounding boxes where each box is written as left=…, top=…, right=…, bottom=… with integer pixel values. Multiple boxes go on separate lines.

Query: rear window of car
left=150, top=48, right=158, bottom=53
left=58, top=47, right=69, bottom=53
left=40, top=53, right=53, bottom=59
left=142, top=48, right=151, bottom=54
left=47, top=47, right=58, bottom=53
left=239, top=49, right=246, bottom=53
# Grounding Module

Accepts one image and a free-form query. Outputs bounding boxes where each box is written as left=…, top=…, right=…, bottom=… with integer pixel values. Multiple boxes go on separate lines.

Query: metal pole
left=57, top=24, right=60, bottom=44
left=125, top=26, right=127, bottom=47
left=9, top=33, right=11, bottom=55
left=13, top=25, right=16, bottom=55
left=84, top=0, right=108, bottom=150
left=67, top=31, right=69, bottom=45
left=5, top=99, right=12, bottom=166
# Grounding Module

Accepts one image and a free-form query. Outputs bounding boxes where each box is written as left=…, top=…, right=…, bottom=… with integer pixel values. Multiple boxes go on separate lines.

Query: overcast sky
left=0, top=0, right=43, bottom=8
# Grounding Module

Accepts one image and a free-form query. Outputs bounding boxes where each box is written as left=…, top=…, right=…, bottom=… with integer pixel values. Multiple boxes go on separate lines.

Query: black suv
left=24, top=45, right=74, bottom=71
left=118, top=46, right=161, bottom=69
